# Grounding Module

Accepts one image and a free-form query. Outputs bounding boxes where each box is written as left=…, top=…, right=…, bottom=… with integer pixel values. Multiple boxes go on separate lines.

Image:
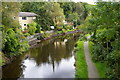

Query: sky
left=72, top=0, right=120, bottom=4
left=72, top=0, right=97, bottom=4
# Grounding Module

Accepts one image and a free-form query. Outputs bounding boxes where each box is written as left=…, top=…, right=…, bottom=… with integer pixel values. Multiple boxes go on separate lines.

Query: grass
left=95, top=62, right=107, bottom=78
left=88, top=41, right=107, bottom=78
left=75, top=41, right=88, bottom=78
left=0, top=51, right=6, bottom=66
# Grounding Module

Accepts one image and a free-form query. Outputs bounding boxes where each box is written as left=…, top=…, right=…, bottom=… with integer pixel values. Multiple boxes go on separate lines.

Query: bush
left=3, top=29, right=20, bottom=55
left=19, top=40, right=29, bottom=52
left=35, top=24, right=41, bottom=33
left=64, top=25, right=73, bottom=30
left=2, top=28, right=29, bottom=57
left=28, top=22, right=37, bottom=35
left=23, top=33, right=30, bottom=37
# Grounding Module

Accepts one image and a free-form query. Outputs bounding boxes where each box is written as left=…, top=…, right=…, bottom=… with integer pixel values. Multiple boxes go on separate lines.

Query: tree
left=2, top=2, right=21, bottom=30
left=47, top=2, right=65, bottom=27
left=1, top=2, right=29, bottom=58
left=59, top=2, right=75, bottom=18
left=60, top=2, right=88, bottom=25
left=85, top=2, right=120, bottom=79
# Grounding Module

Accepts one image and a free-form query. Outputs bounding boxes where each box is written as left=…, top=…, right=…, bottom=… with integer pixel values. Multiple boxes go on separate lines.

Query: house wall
left=19, top=16, right=36, bottom=30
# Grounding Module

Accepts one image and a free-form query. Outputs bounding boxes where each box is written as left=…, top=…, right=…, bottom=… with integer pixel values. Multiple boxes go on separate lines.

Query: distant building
left=18, top=12, right=37, bottom=30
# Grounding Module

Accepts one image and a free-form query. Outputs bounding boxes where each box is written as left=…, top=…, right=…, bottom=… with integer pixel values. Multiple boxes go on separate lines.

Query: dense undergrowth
left=81, top=2, right=120, bottom=79
left=88, top=41, right=107, bottom=78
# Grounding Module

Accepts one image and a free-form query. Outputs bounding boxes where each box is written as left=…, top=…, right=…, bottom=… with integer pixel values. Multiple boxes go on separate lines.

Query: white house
left=18, top=12, right=37, bottom=30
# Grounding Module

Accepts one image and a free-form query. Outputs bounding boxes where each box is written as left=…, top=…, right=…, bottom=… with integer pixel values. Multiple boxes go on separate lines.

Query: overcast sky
left=72, top=0, right=97, bottom=4
left=72, top=0, right=120, bottom=4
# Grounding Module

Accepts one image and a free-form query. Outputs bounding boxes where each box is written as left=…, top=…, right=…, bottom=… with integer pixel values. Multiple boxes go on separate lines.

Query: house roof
left=19, top=12, right=37, bottom=17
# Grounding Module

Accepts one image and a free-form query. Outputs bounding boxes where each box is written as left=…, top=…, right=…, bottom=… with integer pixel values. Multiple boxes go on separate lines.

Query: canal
left=2, top=34, right=79, bottom=78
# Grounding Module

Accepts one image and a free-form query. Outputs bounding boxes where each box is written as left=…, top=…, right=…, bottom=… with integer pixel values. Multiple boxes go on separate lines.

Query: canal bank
left=28, top=30, right=83, bottom=48
left=75, top=41, right=88, bottom=78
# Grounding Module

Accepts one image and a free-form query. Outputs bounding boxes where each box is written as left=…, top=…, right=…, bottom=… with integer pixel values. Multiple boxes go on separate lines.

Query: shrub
left=28, top=22, right=37, bottom=35
left=35, top=24, right=41, bottom=33
left=2, top=29, right=21, bottom=56
left=19, top=40, right=29, bottom=52
left=23, top=33, right=30, bottom=37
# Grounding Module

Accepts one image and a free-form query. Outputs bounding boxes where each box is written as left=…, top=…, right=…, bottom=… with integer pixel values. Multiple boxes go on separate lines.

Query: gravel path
left=84, top=41, right=99, bottom=78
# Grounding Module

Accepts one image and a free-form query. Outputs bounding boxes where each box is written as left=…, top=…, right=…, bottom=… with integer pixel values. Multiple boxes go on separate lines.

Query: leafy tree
left=68, top=12, right=79, bottom=22
left=85, top=2, right=120, bottom=79
left=2, top=2, right=29, bottom=57
left=59, top=2, right=75, bottom=18
left=2, top=2, right=21, bottom=30
left=60, top=2, right=88, bottom=26
left=46, top=2, right=65, bottom=27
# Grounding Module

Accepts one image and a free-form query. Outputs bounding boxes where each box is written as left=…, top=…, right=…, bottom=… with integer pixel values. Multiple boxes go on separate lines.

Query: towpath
left=84, top=41, right=99, bottom=78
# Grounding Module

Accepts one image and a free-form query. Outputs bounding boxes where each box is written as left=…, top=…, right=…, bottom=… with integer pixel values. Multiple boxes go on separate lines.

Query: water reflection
left=2, top=34, right=79, bottom=78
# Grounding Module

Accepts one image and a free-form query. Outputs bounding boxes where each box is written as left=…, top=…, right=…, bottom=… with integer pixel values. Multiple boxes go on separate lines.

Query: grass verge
left=0, top=51, right=6, bottom=66
left=88, top=41, right=107, bottom=78
left=75, top=41, right=88, bottom=78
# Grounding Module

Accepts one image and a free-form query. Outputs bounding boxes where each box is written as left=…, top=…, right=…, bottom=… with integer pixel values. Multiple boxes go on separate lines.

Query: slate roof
left=19, top=12, right=37, bottom=17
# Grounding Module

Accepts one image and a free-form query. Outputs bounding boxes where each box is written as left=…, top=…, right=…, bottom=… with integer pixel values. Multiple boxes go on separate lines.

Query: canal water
left=2, top=34, right=79, bottom=78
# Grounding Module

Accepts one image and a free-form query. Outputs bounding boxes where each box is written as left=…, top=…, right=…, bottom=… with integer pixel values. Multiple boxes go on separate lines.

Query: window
left=24, top=24, right=27, bottom=26
left=33, top=17, right=36, bottom=19
left=22, top=17, right=26, bottom=20
left=13, top=16, right=16, bottom=19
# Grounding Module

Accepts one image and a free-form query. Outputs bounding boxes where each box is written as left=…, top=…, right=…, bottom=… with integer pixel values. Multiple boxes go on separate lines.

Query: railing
left=28, top=30, right=83, bottom=46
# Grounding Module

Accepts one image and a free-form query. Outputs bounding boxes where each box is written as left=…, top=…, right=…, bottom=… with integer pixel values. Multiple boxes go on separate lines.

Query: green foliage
left=47, top=2, right=65, bottom=26
left=2, top=2, right=21, bottom=29
left=23, top=33, right=30, bottom=37
left=88, top=41, right=107, bottom=78
left=28, top=22, right=37, bottom=35
left=19, top=40, right=29, bottom=53
left=0, top=51, right=6, bottom=66
left=59, top=2, right=75, bottom=18
left=64, top=25, right=73, bottom=30
left=21, top=2, right=88, bottom=30
left=2, top=28, right=29, bottom=57
left=2, top=29, right=20, bottom=56
left=68, top=12, right=79, bottom=22
left=1, top=2, right=29, bottom=60
left=35, top=24, right=41, bottom=33
left=60, top=2, right=88, bottom=25
left=21, top=2, right=53, bottom=30
left=75, top=41, right=88, bottom=78
left=86, top=2, right=120, bottom=79
left=95, top=62, right=107, bottom=78
left=3, top=29, right=19, bottom=52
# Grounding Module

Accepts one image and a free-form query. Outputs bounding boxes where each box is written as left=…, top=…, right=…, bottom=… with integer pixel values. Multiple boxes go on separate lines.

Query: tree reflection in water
left=27, top=34, right=79, bottom=68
